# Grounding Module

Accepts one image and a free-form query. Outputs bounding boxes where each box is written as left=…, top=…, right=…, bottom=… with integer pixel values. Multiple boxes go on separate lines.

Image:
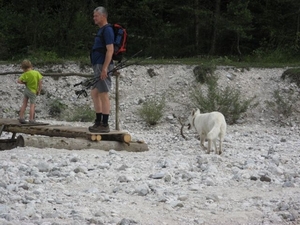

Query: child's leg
left=19, top=97, right=28, bottom=119
left=29, top=103, right=35, bottom=120
left=26, top=88, right=37, bottom=121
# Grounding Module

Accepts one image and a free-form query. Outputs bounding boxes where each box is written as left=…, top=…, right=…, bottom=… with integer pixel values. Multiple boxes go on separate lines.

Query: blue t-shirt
left=91, top=24, right=114, bottom=65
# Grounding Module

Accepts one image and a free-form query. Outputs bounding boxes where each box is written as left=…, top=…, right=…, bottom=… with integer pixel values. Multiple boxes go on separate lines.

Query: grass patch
left=2, top=50, right=300, bottom=68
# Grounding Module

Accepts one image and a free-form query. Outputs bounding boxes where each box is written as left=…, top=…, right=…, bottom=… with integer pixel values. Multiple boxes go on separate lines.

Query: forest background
left=0, top=0, right=300, bottom=64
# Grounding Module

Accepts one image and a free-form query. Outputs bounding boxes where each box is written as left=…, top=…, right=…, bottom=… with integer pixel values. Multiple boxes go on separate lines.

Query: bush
left=48, top=99, right=67, bottom=118
left=190, top=76, right=257, bottom=124
left=65, top=104, right=95, bottom=122
left=138, top=97, right=166, bottom=125
left=281, top=68, right=300, bottom=87
left=265, top=88, right=298, bottom=120
left=193, top=64, right=216, bottom=83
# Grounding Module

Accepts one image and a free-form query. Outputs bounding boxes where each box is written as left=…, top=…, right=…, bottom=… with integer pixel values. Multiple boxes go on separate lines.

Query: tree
left=0, top=0, right=299, bottom=60
left=222, top=0, right=253, bottom=57
left=209, top=0, right=221, bottom=55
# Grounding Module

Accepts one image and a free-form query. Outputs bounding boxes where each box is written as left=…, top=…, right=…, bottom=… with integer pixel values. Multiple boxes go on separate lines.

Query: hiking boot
left=89, top=124, right=110, bottom=133
left=29, top=120, right=37, bottom=124
left=88, top=121, right=101, bottom=132
left=99, top=124, right=110, bottom=133
left=18, top=118, right=27, bottom=124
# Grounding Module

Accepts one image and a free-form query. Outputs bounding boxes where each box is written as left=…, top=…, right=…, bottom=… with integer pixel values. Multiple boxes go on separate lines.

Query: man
left=89, top=6, right=114, bottom=133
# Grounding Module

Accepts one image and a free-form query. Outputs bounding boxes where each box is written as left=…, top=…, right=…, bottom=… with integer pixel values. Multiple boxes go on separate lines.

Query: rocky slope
left=0, top=63, right=299, bottom=225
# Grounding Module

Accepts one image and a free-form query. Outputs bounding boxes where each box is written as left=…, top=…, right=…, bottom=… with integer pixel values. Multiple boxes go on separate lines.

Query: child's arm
left=37, top=79, right=42, bottom=95
left=17, top=79, right=26, bottom=84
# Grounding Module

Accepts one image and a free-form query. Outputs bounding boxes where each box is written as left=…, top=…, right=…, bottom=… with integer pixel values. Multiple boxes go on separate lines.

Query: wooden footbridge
left=0, top=118, right=148, bottom=152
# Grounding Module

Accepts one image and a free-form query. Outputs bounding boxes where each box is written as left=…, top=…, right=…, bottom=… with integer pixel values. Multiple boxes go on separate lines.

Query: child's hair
left=21, top=59, right=32, bottom=70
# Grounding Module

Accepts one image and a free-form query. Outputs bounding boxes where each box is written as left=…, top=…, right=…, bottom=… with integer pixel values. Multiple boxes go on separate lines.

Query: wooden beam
left=1, top=124, right=131, bottom=143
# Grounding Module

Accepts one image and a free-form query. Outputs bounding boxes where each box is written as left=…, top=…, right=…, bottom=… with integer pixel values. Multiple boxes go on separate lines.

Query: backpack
left=95, top=23, right=128, bottom=62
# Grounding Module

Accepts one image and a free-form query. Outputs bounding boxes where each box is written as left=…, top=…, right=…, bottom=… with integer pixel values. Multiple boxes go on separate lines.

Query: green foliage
left=64, top=105, right=94, bottom=122
left=265, top=89, right=298, bottom=119
left=281, top=68, right=300, bottom=87
left=190, top=76, right=258, bottom=124
left=1, top=0, right=300, bottom=61
left=138, top=97, right=166, bottom=125
left=48, top=99, right=67, bottom=118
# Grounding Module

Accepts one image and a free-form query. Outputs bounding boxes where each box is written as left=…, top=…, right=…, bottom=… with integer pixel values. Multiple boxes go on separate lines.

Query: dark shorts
left=92, top=64, right=114, bottom=93
left=24, top=87, right=37, bottom=104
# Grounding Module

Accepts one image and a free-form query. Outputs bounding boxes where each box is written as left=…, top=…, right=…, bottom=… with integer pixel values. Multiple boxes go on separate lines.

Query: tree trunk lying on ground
left=21, top=136, right=149, bottom=152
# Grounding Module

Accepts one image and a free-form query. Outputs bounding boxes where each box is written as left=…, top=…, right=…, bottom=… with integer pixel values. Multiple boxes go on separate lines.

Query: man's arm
left=100, top=43, right=114, bottom=80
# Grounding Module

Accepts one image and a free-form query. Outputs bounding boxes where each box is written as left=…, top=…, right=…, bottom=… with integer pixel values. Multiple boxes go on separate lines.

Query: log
left=90, top=134, right=102, bottom=141
left=3, top=124, right=88, bottom=139
left=100, top=133, right=131, bottom=143
left=22, top=136, right=149, bottom=152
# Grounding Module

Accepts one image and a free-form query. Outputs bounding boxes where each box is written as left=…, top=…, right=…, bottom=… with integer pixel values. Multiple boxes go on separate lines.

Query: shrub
left=281, top=68, right=300, bottom=87
left=265, top=88, right=298, bottom=119
left=190, top=76, right=257, bottom=124
left=65, top=104, right=95, bottom=122
left=193, top=64, right=216, bottom=83
left=138, top=97, right=166, bottom=125
left=48, top=99, right=67, bottom=118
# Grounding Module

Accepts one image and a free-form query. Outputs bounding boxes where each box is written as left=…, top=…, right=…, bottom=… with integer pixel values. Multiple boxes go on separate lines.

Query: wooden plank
left=0, top=118, right=49, bottom=126
left=0, top=118, right=21, bottom=125
left=17, top=122, right=49, bottom=126
left=0, top=118, right=131, bottom=143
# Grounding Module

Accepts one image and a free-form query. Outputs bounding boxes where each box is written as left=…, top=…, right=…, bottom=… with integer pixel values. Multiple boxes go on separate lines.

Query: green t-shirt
left=19, top=70, right=43, bottom=93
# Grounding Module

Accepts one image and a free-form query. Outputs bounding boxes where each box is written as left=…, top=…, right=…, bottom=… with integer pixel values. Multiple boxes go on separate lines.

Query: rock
left=260, top=175, right=271, bottom=182
left=117, top=218, right=138, bottom=225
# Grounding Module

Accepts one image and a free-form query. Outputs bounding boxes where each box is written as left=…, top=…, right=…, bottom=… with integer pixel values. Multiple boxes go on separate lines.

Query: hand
left=100, top=68, right=108, bottom=80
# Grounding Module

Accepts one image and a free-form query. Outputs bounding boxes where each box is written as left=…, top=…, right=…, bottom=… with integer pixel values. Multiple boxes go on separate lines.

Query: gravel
left=0, top=63, right=299, bottom=225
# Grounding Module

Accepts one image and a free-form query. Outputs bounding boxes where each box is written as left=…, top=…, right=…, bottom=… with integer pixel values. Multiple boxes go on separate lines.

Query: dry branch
left=178, top=117, right=187, bottom=140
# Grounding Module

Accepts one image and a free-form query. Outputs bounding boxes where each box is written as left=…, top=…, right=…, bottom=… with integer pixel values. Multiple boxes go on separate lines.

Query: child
left=17, top=59, right=43, bottom=124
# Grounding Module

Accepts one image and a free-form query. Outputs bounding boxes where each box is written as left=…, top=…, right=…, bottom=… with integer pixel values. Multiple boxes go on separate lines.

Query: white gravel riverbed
left=0, top=63, right=299, bottom=225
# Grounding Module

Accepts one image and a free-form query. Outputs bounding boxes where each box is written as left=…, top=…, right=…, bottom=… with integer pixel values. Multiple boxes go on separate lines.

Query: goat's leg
left=207, top=140, right=211, bottom=154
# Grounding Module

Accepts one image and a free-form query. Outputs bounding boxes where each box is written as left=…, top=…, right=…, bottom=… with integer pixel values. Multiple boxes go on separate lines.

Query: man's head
left=93, top=6, right=108, bottom=27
